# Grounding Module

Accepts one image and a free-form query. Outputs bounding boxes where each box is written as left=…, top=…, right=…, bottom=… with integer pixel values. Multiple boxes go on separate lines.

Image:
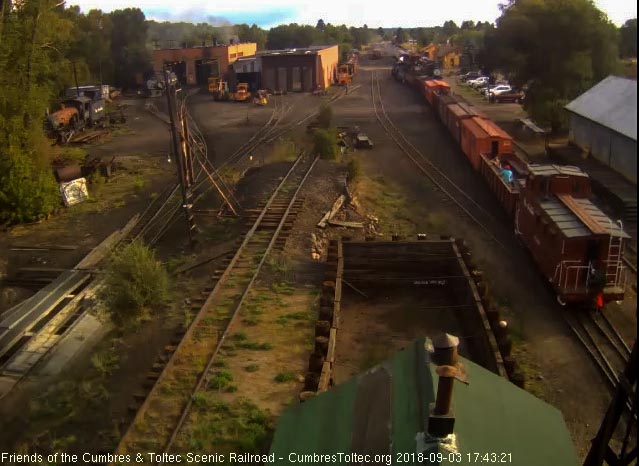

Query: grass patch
left=209, top=371, right=234, bottom=390
left=274, top=372, right=295, bottom=383
left=275, top=311, right=310, bottom=325
left=237, top=341, right=273, bottom=351
left=231, top=332, right=248, bottom=342
left=244, top=364, right=260, bottom=372
left=212, top=360, right=228, bottom=368
left=242, top=316, right=260, bottom=326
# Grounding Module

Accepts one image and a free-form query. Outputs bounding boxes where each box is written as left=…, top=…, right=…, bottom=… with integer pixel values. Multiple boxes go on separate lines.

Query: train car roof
left=527, top=164, right=588, bottom=178
left=472, top=117, right=512, bottom=140
left=539, top=196, right=630, bottom=238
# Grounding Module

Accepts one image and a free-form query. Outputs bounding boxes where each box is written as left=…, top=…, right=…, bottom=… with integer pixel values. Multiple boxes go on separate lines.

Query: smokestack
left=428, top=333, right=459, bottom=438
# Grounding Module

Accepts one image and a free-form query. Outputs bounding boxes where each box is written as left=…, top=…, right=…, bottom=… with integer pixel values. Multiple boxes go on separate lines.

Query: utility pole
left=164, top=69, right=196, bottom=245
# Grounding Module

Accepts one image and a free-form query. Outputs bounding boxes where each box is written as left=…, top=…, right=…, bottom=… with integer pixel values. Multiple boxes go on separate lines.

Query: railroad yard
left=0, top=47, right=636, bottom=464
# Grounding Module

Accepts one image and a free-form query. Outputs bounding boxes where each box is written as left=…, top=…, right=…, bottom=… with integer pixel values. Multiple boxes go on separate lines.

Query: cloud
left=143, top=6, right=296, bottom=27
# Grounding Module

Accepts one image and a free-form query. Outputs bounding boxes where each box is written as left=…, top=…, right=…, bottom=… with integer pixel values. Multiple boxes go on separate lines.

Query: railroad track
left=370, top=71, right=506, bottom=250
left=563, top=308, right=634, bottom=413
left=114, top=153, right=318, bottom=460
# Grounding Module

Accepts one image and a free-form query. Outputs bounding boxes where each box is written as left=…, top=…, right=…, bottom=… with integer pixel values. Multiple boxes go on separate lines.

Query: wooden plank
left=75, top=214, right=140, bottom=270
left=317, top=195, right=346, bottom=228
left=317, top=361, right=331, bottom=392
left=327, top=328, right=337, bottom=363
left=328, top=220, right=364, bottom=228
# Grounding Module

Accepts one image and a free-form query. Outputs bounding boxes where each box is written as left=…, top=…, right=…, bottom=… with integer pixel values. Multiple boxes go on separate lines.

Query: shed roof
left=564, top=75, right=637, bottom=141
left=472, top=117, right=512, bottom=140
left=270, top=337, right=578, bottom=465
left=540, top=196, right=630, bottom=238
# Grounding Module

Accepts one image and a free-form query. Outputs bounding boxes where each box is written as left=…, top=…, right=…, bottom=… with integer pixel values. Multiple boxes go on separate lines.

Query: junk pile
left=54, top=155, right=116, bottom=206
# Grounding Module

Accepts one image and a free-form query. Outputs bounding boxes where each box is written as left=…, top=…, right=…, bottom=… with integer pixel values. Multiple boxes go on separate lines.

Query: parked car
left=468, top=76, right=489, bottom=88
left=487, top=85, right=512, bottom=97
left=490, top=90, right=525, bottom=103
left=460, top=71, right=481, bottom=82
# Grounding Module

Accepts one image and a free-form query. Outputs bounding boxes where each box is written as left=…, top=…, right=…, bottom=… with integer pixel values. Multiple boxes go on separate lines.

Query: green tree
left=316, top=19, right=326, bottom=32
left=109, top=8, right=150, bottom=88
left=0, top=0, right=74, bottom=224
left=487, top=0, right=619, bottom=132
left=619, top=18, right=637, bottom=58
left=395, top=27, right=409, bottom=44
left=316, top=103, right=332, bottom=128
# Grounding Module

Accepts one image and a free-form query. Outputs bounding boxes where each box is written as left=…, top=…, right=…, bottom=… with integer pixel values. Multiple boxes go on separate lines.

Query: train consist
left=393, top=64, right=629, bottom=306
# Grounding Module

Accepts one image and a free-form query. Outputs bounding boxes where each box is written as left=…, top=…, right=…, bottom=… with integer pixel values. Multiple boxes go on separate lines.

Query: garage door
left=263, top=67, right=275, bottom=91
left=291, top=67, right=302, bottom=92
left=277, top=67, right=287, bottom=92
left=302, top=67, right=313, bottom=91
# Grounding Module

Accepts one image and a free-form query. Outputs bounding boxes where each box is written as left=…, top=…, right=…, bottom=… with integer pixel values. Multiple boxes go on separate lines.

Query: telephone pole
left=164, top=69, right=196, bottom=245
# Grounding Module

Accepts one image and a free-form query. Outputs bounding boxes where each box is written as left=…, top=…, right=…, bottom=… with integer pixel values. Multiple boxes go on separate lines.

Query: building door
left=277, top=67, right=287, bottom=92
left=291, top=67, right=302, bottom=92
left=491, top=140, right=499, bottom=155
left=263, top=67, right=275, bottom=91
left=302, top=67, right=313, bottom=91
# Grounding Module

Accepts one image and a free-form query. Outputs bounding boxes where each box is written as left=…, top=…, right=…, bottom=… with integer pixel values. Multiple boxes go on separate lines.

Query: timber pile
left=317, top=195, right=346, bottom=228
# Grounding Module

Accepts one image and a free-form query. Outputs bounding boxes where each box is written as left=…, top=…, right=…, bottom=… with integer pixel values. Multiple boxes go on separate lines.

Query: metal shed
left=565, top=76, right=637, bottom=184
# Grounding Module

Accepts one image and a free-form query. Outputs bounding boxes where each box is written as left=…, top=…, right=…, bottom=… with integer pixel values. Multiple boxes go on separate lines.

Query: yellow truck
left=234, top=83, right=250, bottom=102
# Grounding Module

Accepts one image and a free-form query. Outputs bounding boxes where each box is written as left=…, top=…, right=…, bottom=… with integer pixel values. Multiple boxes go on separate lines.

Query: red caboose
left=516, top=165, right=629, bottom=305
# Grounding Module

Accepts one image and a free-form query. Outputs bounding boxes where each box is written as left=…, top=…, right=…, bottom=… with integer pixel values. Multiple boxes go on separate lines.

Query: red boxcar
left=423, top=80, right=439, bottom=106
left=446, top=103, right=486, bottom=143
left=438, top=94, right=459, bottom=127
left=516, top=165, right=629, bottom=304
left=460, top=117, right=512, bottom=170
left=479, top=152, right=528, bottom=218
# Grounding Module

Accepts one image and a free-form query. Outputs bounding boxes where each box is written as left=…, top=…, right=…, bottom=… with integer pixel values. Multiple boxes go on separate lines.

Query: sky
left=67, top=0, right=637, bottom=28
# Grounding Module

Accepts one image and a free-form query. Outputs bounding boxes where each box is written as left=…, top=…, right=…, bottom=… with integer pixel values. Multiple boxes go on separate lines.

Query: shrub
left=313, top=129, right=338, bottom=160
left=274, top=372, right=295, bottom=383
left=347, top=157, right=362, bottom=181
left=98, top=241, right=170, bottom=325
left=0, top=150, right=60, bottom=224
left=316, top=103, right=332, bottom=128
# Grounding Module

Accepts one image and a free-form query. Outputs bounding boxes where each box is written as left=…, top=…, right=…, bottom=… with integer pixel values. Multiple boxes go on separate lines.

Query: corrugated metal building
left=270, top=337, right=578, bottom=466
left=565, top=76, right=637, bottom=184
left=259, top=45, right=339, bottom=92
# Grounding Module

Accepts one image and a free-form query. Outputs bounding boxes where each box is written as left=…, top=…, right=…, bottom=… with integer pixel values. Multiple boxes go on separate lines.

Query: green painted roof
left=270, top=337, right=578, bottom=466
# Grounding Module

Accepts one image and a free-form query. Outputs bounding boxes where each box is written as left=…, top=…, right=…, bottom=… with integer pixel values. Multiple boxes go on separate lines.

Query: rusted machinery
left=208, top=77, right=231, bottom=101
left=337, top=65, right=352, bottom=86
left=234, top=83, right=250, bottom=102
left=47, top=96, right=106, bottom=143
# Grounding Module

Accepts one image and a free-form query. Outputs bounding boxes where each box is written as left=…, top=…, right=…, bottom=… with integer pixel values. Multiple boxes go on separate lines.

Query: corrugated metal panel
left=565, top=75, right=637, bottom=141
left=270, top=337, right=579, bottom=466
left=539, top=197, right=629, bottom=238
left=527, top=164, right=587, bottom=177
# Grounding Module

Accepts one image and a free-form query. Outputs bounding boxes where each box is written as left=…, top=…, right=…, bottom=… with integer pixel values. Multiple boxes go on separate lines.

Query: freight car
left=47, top=96, right=106, bottom=142
left=396, top=75, right=629, bottom=306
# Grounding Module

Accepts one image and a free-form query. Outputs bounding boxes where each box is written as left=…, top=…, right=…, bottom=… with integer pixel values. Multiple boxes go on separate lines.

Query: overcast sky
left=67, top=0, right=637, bottom=28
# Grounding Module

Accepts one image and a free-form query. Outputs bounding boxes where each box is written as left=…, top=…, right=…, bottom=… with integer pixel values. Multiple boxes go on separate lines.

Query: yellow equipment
left=337, top=64, right=352, bottom=85
left=234, top=83, right=250, bottom=102
left=209, top=77, right=231, bottom=101
left=253, top=90, right=268, bottom=106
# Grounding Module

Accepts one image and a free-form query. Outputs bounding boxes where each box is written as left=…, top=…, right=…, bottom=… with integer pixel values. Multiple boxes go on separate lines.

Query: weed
left=149, top=192, right=158, bottom=200
left=90, top=349, right=119, bottom=377
left=275, top=311, right=309, bottom=325
left=237, top=341, right=273, bottom=351
left=242, top=316, right=260, bottom=326
left=225, top=385, right=238, bottom=393
left=231, top=332, right=248, bottom=342
left=274, top=372, right=295, bottom=383
left=210, top=371, right=233, bottom=390
left=213, top=360, right=228, bottom=368
left=244, top=364, right=259, bottom=372
left=113, top=200, right=125, bottom=208
left=133, top=175, right=145, bottom=191
left=347, top=157, right=362, bottom=181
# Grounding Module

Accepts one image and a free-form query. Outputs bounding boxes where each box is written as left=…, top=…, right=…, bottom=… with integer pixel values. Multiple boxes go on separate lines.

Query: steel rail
left=371, top=71, right=507, bottom=251
left=160, top=154, right=318, bottom=459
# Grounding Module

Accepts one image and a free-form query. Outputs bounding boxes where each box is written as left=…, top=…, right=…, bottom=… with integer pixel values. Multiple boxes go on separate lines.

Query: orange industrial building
left=259, top=45, right=339, bottom=92
left=152, top=42, right=257, bottom=86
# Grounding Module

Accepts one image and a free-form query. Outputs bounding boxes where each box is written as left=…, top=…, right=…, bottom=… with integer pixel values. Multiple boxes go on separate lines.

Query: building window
left=238, top=52, right=244, bottom=57
left=230, top=53, right=237, bottom=59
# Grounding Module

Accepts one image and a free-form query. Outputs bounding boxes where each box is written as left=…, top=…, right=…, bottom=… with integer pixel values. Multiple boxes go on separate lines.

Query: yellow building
left=422, top=43, right=438, bottom=59
left=437, top=45, right=462, bottom=69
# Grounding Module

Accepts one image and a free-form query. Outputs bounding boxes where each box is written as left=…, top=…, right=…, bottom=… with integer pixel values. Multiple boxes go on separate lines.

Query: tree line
left=0, top=0, right=636, bottom=224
